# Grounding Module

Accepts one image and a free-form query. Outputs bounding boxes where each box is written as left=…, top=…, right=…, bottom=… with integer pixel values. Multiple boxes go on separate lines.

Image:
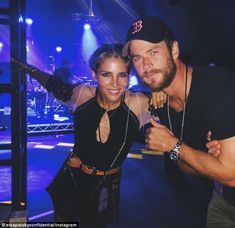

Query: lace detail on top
left=45, top=76, right=74, bottom=102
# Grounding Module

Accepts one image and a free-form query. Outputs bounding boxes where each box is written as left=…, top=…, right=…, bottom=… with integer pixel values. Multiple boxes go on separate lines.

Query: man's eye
left=133, top=56, right=140, bottom=62
left=151, top=50, right=158, bottom=55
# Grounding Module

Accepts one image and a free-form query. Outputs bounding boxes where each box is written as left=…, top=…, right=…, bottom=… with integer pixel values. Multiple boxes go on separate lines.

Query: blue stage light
left=82, top=24, right=98, bottom=67
left=84, top=23, right=91, bottom=30
left=26, top=18, right=33, bottom=25
left=56, top=46, right=62, bottom=52
left=0, top=42, right=3, bottom=52
left=18, top=15, right=24, bottom=23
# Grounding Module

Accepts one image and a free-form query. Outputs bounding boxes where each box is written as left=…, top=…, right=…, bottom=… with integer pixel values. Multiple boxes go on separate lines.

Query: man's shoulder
left=192, top=65, right=235, bottom=93
left=188, top=66, right=235, bottom=111
left=194, top=65, right=235, bottom=81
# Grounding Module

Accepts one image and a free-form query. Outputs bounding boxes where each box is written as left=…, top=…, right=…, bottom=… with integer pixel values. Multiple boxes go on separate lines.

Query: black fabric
left=46, top=153, right=122, bottom=222
left=157, top=66, right=235, bottom=207
left=77, top=172, right=121, bottom=224
left=45, top=76, right=74, bottom=102
left=47, top=88, right=140, bottom=223
left=73, top=97, right=140, bottom=170
left=54, top=67, right=72, bottom=84
left=224, top=187, right=235, bottom=206
left=46, top=153, right=81, bottom=221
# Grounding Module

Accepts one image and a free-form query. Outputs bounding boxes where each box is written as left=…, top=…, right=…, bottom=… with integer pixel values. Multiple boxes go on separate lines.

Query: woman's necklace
left=167, top=65, right=188, bottom=141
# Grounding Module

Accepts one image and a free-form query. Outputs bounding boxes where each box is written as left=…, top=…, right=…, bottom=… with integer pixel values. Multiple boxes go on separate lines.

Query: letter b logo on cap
left=132, top=20, right=142, bottom=34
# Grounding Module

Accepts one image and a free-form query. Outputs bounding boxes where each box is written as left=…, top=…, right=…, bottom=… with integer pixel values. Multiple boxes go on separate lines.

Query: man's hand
left=206, top=131, right=221, bottom=158
left=145, top=118, right=178, bottom=152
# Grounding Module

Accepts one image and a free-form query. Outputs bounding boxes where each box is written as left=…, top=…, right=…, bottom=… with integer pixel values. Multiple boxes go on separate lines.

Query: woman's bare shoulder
left=125, top=90, right=150, bottom=104
left=71, top=84, right=96, bottom=107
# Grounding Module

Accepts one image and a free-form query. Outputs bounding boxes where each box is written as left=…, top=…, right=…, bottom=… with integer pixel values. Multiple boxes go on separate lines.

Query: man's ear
left=171, top=41, right=180, bottom=60
left=91, top=71, right=97, bottom=81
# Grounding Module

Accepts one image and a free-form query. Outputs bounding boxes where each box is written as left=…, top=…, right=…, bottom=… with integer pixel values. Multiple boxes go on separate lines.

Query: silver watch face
left=169, top=142, right=181, bottom=161
left=170, top=150, right=179, bottom=160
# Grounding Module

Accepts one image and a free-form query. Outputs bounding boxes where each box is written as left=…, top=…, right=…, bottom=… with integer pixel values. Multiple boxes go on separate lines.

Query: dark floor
left=0, top=133, right=211, bottom=227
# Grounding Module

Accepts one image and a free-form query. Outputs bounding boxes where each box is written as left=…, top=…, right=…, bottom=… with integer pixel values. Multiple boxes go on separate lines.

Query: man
left=123, top=16, right=235, bottom=227
left=54, top=58, right=73, bottom=84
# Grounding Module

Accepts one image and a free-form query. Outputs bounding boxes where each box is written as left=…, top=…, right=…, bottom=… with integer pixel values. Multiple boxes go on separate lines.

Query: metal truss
left=27, top=122, right=74, bottom=135
left=0, top=0, right=27, bottom=214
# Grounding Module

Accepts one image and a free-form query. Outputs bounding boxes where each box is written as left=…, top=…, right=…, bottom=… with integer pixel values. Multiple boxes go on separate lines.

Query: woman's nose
left=110, top=76, right=118, bottom=87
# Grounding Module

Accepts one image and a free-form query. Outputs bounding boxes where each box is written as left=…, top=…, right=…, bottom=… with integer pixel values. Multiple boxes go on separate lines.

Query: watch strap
left=169, top=140, right=183, bottom=161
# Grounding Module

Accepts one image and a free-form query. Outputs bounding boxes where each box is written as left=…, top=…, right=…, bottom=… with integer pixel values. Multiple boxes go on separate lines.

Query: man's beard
left=142, top=54, right=176, bottom=92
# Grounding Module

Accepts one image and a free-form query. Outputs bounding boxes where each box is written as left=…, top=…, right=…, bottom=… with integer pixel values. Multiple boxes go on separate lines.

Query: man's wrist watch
left=169, top=140, right=183, bottom=161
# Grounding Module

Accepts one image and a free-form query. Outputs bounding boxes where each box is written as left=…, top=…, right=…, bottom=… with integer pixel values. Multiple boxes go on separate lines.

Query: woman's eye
left=101, top=72, right=110, bottom=77
left=120, top=72, right=128, bottom=78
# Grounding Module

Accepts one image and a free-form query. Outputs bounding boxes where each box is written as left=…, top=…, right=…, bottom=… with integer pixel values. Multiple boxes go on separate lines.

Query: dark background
left=24, top=0, right=235, bottom=70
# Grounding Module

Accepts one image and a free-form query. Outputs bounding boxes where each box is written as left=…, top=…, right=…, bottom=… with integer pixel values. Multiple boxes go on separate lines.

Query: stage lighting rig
left=72, top=0, right=104, bottom=26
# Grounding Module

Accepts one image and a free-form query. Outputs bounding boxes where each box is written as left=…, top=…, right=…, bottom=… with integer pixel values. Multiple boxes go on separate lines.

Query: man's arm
left=177, top=160, right=200, bottom=175
left=177, top=131, right=223, bottom=175
left=146, top=118, right=235, bottom=187
left=179, top=136, right=235, bottom=186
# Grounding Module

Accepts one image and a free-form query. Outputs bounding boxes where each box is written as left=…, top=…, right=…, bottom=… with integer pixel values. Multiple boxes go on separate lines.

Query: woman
left=12, top=44, right=219, bottom=228
left=12, top=44, right=166, bottom=227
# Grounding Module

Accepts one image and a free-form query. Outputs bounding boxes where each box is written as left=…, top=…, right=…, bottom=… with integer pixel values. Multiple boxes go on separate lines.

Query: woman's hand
left=206, top=131, right=221, bottom=157
left=149, top=91, right=167, bottom=117
left=11, top=58, right=39, bottom=74
left=150, top=91, right=167, bottom=109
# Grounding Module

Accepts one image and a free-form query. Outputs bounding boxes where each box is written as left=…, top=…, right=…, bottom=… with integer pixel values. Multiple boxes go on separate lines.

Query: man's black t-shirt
left=157, top=65, right=235, bottom=205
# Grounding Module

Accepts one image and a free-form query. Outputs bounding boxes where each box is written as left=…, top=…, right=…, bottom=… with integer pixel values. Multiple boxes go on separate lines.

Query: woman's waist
left=73, top=148, right=128, bottom=168
left=68, top=154, right=121, bottom=176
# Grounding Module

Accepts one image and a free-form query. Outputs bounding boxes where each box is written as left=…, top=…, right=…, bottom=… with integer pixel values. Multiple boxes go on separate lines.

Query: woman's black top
left=46, top=76, right=140, bottom=170
left=73, top=95, right=140, bottom=170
